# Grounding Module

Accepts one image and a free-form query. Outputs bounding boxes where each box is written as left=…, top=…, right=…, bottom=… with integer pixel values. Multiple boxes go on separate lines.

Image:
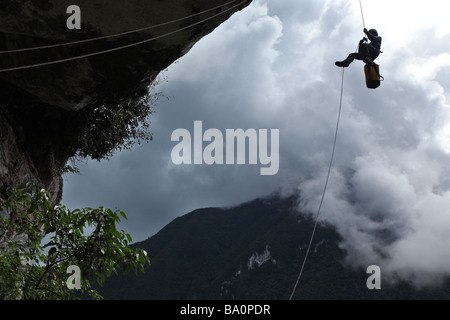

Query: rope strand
left=289, top=67, right=345, bottom=300
left=0, top=0, right=241, bottom=55
left=0, top=0, right=247, bottom=73
left=359, top=0, right=366, bottom=30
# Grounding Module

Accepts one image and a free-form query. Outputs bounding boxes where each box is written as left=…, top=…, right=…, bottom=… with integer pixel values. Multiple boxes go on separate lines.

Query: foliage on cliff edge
left=0, top=183, right=150, bottom=300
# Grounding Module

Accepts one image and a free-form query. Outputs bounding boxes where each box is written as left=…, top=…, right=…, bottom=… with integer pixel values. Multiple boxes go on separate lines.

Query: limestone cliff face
left=0, top=0, right=252, bottom=204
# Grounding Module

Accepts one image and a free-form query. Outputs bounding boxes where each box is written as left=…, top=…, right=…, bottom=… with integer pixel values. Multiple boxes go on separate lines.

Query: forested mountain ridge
left=99, top=194, right=450, bottom=300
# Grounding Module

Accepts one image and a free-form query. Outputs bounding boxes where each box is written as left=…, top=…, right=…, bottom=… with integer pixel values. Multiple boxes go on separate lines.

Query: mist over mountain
left=3, top=0, right=450, bottom=301
left=61, top=1, right=450, bottom=290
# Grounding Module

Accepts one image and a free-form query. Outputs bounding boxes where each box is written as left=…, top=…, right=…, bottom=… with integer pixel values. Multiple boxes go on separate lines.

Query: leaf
left=119, top=211, right=127, bottom=221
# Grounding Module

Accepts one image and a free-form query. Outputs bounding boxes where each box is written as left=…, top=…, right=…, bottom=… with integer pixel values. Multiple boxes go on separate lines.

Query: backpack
left=364, top=63, right=384, bottom=89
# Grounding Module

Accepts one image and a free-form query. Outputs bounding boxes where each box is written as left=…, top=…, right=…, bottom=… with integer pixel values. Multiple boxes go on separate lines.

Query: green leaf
left=0, top=183, right=151, bottom=300
left=119, top=211, right=127, bottom=220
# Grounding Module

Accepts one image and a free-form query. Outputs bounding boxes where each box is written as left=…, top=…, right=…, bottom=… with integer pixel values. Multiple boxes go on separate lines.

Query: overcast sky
left=62, top=0, right=450, bottom=288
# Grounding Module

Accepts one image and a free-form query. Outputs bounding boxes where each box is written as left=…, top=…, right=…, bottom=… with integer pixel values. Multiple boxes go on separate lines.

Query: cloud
left=62, top=0, right=450, bottom=288
left=297, top=13, right=450, bottom=285
left=63, top=0, right=295, bottom=240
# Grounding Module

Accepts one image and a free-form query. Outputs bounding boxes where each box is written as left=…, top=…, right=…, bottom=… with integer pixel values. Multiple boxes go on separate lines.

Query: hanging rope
left=289, top=67, right=345, bottom=300
left=0, top=0, right=247, bottom=73
left=0, top=0, right=241, bottom=55
left=359, top=0, right=366, bottom=30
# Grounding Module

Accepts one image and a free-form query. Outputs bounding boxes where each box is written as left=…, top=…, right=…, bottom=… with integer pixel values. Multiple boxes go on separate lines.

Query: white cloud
left=63, top=0, right=450, bottom=288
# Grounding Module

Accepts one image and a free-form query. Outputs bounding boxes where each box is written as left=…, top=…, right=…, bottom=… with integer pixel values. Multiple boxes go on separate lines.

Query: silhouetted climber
left=335, top=28, right=382, bottom=67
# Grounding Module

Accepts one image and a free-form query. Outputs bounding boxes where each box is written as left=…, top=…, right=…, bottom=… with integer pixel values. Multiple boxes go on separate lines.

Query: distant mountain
left=98, top=194, right=450, bottom=300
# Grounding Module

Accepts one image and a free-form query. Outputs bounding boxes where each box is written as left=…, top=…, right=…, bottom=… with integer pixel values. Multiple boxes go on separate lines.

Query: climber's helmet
left=369, top=29, right=378, bottom=37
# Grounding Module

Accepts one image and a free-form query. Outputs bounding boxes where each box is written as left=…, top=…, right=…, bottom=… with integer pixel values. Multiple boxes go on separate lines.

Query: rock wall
left=0, top=0, right=251, bottom=111
left=0, top=0, right=251, bottom=199
left=0, top=113, right=63, bottom=199
left=0, top=0, right=252, bottom=246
